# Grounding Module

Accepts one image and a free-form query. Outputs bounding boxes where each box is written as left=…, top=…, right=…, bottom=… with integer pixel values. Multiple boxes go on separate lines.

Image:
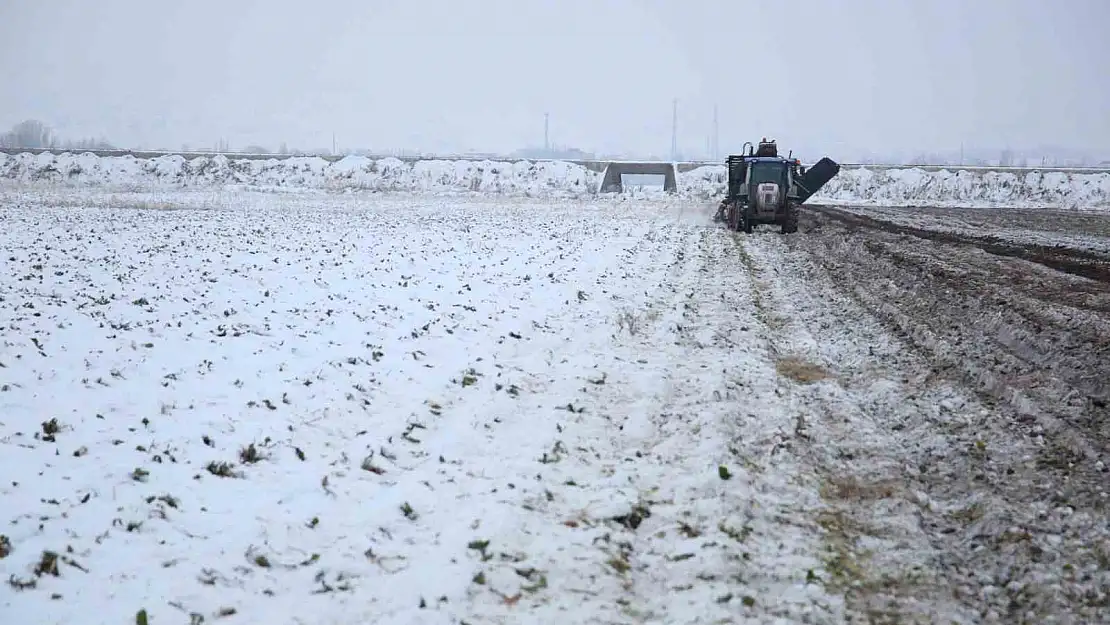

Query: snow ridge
left=682, top=164, right=1110, bottom=209
left=0, top=152, right=600, bottom=198
left=3, top=151, right=1110, bottom=208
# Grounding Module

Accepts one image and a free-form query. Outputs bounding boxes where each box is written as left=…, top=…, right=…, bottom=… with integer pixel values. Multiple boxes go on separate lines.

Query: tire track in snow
left=381, top=208, right=848, bottom=623
left=534, top=216, right=844, bottom=623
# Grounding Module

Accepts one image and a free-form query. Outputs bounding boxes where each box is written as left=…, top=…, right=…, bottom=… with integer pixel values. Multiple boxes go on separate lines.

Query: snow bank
left=679, top=163, right=1110, bottom=209
left=3, top=151, right=1110, bottom=208
left=0, top=151, right=601, bottom=198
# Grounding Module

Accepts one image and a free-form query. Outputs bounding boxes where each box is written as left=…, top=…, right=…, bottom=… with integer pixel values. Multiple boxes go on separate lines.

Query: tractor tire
left=713, top=201, right=727, bottom=224
left=743, top=204, right=754, bottom=234
left=728, top=202, right=741, bottom=231
left=781, top=202, right=798, bottom=234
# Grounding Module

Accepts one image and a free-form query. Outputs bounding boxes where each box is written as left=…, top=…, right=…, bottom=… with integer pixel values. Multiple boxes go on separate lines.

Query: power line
left=712, top=104, right=719, bottom=161
left=671, top=98, right=678, bottom=161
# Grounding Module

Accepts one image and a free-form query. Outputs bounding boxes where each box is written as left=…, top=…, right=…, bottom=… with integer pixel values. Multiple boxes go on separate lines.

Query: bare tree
left=2, top=119, right=56, bottom=148
left=62, top=136, right=115, bottom=150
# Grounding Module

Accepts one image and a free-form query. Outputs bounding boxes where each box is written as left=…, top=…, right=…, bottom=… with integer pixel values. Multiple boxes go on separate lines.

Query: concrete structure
left=599, top=161, right=678, bottom=193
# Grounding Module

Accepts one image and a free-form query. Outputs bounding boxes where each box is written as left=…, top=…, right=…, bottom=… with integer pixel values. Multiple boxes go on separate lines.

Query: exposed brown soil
left=740, top=203, right=1110, bottom=623
left=812, top=204, right=1110, bottom=283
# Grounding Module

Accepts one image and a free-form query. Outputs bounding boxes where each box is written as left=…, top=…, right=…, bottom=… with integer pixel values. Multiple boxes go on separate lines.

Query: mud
left=743, top=203, right=1110, bottom=623
left=813, top=205, right=1110, bottom=283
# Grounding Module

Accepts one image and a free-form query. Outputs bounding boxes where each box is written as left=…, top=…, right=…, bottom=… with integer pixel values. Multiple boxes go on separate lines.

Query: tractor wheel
left=743, top=204, right=754, bottom=234
left=781, top=202, right=798, bottom=234
left=728, top=202, right=740, bottom=231
left=713, top=201, right=727, bottom=223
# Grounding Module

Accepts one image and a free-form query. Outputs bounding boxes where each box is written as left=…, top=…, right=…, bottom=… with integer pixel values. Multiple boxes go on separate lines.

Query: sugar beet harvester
left=713, top=139, right=840, bottom=234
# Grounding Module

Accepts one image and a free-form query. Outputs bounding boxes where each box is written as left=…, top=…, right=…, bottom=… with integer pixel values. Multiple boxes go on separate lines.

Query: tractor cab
left=726, top=155, right=794, bottom=203
left=747, top=157, right=791, bottom=189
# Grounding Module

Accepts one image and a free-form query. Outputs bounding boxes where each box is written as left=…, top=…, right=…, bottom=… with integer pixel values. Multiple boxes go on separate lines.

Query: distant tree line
left=0, top=119, right=117, bottom=151
left=3, top=118, right=1104, bottom=166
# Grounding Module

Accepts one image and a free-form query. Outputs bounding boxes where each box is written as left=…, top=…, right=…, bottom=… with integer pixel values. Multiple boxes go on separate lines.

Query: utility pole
left=544, top=113, right=550, bottom=153
left=332, top=132, right=337, bottom=155
left=671, top=98, right=678, bottom=161
left=712, top=104, right=719, bottom=161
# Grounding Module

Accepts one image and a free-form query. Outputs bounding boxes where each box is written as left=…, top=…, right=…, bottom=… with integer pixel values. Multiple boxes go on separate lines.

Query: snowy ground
left=2, top=191, right=836, bottom=624
left=4, top=188, right=1110, bottom=624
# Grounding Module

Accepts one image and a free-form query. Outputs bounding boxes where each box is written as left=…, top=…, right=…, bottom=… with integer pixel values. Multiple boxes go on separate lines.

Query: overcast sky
left=1, top=0, right=1107, bottom=160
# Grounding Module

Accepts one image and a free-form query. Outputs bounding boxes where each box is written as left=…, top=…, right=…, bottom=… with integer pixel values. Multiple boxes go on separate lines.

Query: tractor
left=713, top=138, right=840, bottom=234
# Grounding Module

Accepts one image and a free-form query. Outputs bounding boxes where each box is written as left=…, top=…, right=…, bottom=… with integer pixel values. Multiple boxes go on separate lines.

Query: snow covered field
left=3, top=150, right=1110, bottom=209
left=4, top=181, right=1110, bottom=623
left=1, top=191, right=846, bottom=624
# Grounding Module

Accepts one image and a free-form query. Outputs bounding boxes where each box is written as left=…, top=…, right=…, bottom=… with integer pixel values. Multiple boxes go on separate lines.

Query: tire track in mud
left=809, top=204, right=1110, bottom=284
left=739, top=231, right=982, bottom=623
left=759, top=209, right=1110, bottom=624
left=813, top=204, right=1110, bottom=253
left=801, top=208, right=1110, bottom=462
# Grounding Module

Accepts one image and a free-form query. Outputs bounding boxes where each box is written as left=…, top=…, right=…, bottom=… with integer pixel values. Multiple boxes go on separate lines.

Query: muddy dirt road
left=738, top=202, right=1110, bottom=623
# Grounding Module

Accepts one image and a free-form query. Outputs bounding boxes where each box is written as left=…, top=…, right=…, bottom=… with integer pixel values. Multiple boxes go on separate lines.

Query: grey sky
left=1, top=0, right=1107, bottom=159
